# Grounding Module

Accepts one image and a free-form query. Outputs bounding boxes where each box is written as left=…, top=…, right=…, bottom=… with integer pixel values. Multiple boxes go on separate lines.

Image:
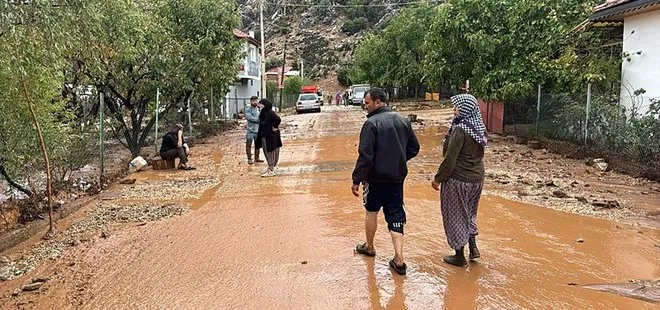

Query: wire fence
left=504, top=83, right=660, bottom=165
left=2, top=88, right=292, bottom=204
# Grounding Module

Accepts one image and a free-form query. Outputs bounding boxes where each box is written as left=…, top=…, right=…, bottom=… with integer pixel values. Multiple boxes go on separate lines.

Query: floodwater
left=0, top=106, right=658, bottom=309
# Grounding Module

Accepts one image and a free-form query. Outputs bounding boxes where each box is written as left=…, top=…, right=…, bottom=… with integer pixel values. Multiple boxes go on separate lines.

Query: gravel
left=0, top=202, right=188, bottom=281
left=120, top=178, right=219, bottom=200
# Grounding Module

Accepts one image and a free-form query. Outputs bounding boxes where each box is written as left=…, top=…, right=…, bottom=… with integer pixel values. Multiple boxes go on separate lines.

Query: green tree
left=283, top=76, right=313, bottom=95
left=0, top=0, right=87, bottom=230
left=341, top=17, right=369, bottom=35
left=337, top=68, right=352, bottom=87
left=266, top=58, right=283, bottom=70
left=72, top=0, right=242, bottom=157
left=423, top=0, right=601, bottom=101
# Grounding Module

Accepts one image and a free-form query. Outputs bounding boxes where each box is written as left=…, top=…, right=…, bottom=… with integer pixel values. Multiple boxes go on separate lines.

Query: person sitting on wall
left=160, top=124, right=196, bottom=170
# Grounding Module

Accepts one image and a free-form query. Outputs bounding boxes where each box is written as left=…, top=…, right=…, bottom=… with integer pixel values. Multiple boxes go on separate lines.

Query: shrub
left=341, top=17, right=368, bottom=35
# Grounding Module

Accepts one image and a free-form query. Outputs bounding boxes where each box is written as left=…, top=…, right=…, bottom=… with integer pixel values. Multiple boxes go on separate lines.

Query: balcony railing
left=247, top=61, right=259, bottom=77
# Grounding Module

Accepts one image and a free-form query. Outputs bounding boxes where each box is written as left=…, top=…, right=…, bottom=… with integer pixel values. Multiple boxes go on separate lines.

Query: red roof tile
left=232, top=29, right=260, bottom=46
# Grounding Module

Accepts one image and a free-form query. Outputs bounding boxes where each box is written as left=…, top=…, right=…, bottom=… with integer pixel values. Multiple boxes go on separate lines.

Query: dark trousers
left=161, top=148, right=187, bottom=165
left=246, top=136, right=261, bottom=160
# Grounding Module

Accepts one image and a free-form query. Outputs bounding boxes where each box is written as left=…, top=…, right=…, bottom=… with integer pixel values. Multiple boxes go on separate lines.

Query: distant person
left=256, top=99, right=283, bottom=177
left=160, top=124, right=195, bottom=170
left=432, top=94, right=487, bottom=267
left=335, top=91, right=342, bottom=105
left=352, top=87, right=420, bottom=276
left=245, top=96, right=264, bottom=165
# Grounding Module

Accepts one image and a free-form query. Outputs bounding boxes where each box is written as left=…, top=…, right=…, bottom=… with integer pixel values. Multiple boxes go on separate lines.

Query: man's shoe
left=248, top=159, right=254, bottom=165
left=255, top=159, right=264, bottom=163
left=468, top=235, right=480, bottom=260
left=443, top=247, right=467, bottom=267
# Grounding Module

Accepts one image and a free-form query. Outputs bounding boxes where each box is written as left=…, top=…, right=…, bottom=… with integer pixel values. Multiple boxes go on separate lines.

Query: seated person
left=160, top=124, right=195, bottom=170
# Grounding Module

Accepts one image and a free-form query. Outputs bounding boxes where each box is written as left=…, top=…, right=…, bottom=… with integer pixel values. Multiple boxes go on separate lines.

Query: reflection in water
left=366, top=258, right=384, bottom=310
left=365, top=258, right=407, bottom=310
left=444, top=263, right=485, bottom=309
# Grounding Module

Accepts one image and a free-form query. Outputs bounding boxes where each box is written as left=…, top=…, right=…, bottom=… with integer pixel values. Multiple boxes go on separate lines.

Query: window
left=299, top=94, right=317, bottom=101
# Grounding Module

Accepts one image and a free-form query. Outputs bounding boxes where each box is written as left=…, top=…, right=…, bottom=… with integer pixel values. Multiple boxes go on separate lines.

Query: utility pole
left=259, top=0, right=267, bottom=99
left=300, top=59, right=304, bottom=80
left=278, top=0, right=287, bottom=112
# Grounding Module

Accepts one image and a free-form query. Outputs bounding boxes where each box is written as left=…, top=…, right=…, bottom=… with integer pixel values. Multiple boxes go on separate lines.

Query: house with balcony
left=590, top=0, right=660, bottom=116
left=224, top=29, right=261, bottom=117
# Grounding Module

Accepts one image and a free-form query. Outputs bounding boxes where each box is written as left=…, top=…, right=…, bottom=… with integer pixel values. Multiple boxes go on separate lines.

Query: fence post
left=210, top=88, right=214, bottom=125
left=585, top=83, right=592, bottom=145
left=188, top=90, right=193, bottom=136
left=536, top=84, right=541, bottom=138
left=155, top=88, right=159, bottom=154
left=99, top=92, right=105, bottom=184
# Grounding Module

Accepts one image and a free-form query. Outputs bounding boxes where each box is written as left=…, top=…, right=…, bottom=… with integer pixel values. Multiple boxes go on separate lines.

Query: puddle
left=1, top=106, right=657, bottom=309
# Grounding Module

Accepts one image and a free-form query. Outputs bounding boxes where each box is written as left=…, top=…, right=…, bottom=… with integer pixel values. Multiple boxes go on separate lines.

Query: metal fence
left=503, top=83, right=660, bottom=163
left=1, top=87, right=318, bottom=204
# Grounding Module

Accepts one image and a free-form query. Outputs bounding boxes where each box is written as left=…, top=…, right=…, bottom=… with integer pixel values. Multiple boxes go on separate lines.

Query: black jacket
left=160, top=132, right=181, bottom=155
left=256, top=110, right=283, bottom=152
left=352, top=107, right=420, bottom=185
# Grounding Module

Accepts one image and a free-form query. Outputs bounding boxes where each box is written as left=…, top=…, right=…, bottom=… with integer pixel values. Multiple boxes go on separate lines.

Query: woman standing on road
left=431, top=94, right=487, bottom=267
left=256, top=99, right=283, bottom=177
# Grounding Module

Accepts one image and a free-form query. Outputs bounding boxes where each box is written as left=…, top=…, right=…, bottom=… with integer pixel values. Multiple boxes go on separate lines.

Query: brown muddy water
left=0, top=106, right=658, bottom=309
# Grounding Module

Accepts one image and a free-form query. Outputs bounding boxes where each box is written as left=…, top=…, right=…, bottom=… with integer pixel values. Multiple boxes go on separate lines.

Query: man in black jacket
left=351, top=88, right=420, bottom=276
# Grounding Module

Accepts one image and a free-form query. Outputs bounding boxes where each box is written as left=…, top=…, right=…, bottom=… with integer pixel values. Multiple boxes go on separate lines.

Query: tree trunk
left=20, top=75, right=54, bottom=234
left=0, top=163, right=32, bottom=197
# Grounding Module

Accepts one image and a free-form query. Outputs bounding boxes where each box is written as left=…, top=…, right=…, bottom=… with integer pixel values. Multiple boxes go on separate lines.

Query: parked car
left=316, top=91, right=324, bottom=106
left=296, top=93, right=321, bottom=113
left=349, top=85, right=370, bottom=106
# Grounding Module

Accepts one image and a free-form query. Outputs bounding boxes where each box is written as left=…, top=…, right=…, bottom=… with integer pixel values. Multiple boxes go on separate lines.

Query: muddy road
left=1, top=105, right=659, bottom=309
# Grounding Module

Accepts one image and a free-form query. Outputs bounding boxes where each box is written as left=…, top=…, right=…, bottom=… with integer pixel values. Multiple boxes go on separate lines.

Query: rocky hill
left=237, top=0, right=416, bottom=90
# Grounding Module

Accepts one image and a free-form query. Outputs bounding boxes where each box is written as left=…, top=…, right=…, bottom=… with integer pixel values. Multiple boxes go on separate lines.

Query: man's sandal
left=389, top=259, right=407, bottom=276
left=355, top=243, right=376, bottom=257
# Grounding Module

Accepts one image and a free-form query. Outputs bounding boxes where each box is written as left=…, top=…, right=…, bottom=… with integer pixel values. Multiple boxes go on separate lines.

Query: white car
left=296, top=93, right=321, bottom=113
left=349, top=85, right=370, bottom=106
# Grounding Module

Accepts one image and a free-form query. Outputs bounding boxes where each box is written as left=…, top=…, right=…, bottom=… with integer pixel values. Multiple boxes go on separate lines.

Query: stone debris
left=120, top=178, right=218, bottom=200
left=0, top=202, right=188, bottom=281
left=21, top=282, right=44, bottom=291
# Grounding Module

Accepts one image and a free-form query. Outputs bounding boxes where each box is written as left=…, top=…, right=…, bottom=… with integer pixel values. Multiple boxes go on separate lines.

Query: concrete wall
left=620, top=9, right=660, bottom=116
left=224, top=80, right=261, bottom=119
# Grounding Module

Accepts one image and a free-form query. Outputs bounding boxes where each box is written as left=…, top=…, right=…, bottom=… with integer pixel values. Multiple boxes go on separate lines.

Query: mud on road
left=0, top=105, right=658, bottom=309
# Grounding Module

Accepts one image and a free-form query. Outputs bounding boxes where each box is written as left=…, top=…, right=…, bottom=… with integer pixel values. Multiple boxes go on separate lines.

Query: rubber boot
left=468, top=235, right=480, bottom=260
left=443, top=247, right=467, bottom=267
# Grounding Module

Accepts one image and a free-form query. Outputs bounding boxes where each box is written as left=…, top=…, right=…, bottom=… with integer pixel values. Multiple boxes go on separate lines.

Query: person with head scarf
left=256, top=99, right=283, bottom=177
left=431, top=94, right=487, bottom=267
left=160, top=124, right=195, bottom=170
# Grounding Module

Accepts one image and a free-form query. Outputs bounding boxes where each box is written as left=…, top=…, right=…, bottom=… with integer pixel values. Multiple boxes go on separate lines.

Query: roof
left=594, top=0, right=633, bottom=11
left=590, top=0, right=660, bottom=21
left=266, top=66, right=293, bottom=74
left=232, top=29, right=260, bottom=47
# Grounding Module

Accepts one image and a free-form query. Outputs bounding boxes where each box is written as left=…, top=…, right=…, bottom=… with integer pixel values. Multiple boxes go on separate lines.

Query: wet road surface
left=1, top=105, right=658, bottom=309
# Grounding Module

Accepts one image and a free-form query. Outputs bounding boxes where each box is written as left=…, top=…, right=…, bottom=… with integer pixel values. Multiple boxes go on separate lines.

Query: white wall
left=224, top=79, right=262, bottom=118
left=223, top=38, right=262, bottom=119
left=620, top=9, right=660, bottom=116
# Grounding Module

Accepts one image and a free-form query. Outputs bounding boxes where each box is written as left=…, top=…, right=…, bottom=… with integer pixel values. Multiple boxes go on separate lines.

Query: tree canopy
left=350, top=0, right=611, bottom=101
left=0, top=0, right=243, bottom=190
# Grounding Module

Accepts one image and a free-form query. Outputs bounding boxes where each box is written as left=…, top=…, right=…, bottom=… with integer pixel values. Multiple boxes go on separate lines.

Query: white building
left=224, top=29, right=261, bottom=118
left=590, top=0, right=660, bottom=116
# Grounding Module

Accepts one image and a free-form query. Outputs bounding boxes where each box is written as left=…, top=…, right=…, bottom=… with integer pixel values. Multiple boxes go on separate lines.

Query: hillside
left=237, top=0, right=419, bottom=91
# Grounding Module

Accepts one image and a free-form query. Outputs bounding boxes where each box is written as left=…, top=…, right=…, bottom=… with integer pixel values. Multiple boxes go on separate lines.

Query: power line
left=263, top=0, right=443, bottom=8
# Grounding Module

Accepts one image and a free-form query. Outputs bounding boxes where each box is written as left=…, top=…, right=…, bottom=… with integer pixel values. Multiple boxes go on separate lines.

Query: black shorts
left=362, top=182, right=406, bottom=225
